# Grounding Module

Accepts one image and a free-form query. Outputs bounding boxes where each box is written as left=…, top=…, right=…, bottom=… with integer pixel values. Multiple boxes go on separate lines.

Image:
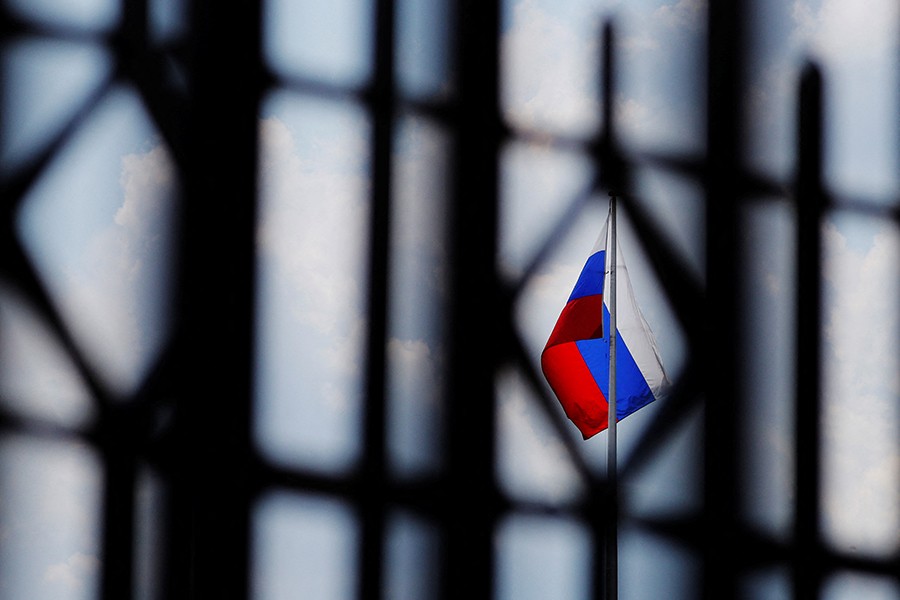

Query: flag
left=541, top=215, right=668, bottom=440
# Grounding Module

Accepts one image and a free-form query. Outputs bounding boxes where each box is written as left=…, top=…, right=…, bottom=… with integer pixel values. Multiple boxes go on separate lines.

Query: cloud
left=822, top=221, right=900, bottom=554
left=742, top=0, right=899, bottom=200
left=43, top=552, right=100, bottom=593
left=501, top=0, right=600, bottom=135
left=792, top=0, right=899, bottom=62
left=42, top=139, right=175, bottom=395
left=254, top=112, right=370, bottom=468
left=0, top=436, right=101, bottom=599
left=257, top=115, right=368, bottom=340
left=652, top=0, right=706, bottom=31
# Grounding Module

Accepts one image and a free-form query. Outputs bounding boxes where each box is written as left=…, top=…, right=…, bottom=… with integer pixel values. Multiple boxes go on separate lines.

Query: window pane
left=1, top=39, right=112, bottom=179
left=396, top=0, right=454, bottom=99
left=738, top=201, right=796, bottom=540
left=0, top=435, right=102, bottom=600
left=4, top=0, right=119, bottom=31
left=822, top=214, right=900, bottom=556
left=823, top=572, right=900, bottom=600
left=499, top=141, right=593, bottom=277
left=387, top=116, right=450, bottom=478
left=16, top=87, right=178, bottom=397
left=496, top=514, right=592, bottom=600
left=264, top=0, right=373, bottom=87
left=739, top=567, right=790, bottom=600
left=620, top=524, right=699, bottom=600
left=255, top=91, right=371, bottom=472
left=496, top=369, right=585, bottom=505
left=0, top=286, right=95, bottom=428
left=385, top=512, right=440, bottom=600
left=501, top=0, right=601, bottom=138
left=253, top=493, right=358, bottom=600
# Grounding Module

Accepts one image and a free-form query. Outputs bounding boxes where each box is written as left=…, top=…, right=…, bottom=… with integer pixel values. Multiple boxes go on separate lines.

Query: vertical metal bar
left=99, top=2, right=150, bottom=596
left=442, top=0, right=501, bottom=597
left=597, top=23, right=625, bottom=600
left=793, top=62, right=824, bottom=600
left=164, top=1, right=261, bottom=598
left=704, top=1, right=744, bottom=598
left=99, top=408, right=137, bottom=600
left=358, top=0, right=395, bottom=596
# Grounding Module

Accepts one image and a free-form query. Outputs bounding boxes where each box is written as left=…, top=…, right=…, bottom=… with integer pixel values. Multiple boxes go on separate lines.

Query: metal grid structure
left=0, top=0, right=898, bottom=599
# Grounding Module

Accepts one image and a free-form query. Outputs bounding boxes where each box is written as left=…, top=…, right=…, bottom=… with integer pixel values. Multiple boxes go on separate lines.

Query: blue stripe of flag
left=567, top=250, right=605, bottom=302
left=574, top=305, right=656, bottom=421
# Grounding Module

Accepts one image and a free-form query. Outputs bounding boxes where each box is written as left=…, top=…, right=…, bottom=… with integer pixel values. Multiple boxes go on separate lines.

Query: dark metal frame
left=1, top=0, right=898, bottom=598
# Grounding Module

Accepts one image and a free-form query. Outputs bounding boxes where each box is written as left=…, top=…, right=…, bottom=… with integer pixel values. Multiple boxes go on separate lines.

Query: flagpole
left=607, top=193, right=618, bottom=600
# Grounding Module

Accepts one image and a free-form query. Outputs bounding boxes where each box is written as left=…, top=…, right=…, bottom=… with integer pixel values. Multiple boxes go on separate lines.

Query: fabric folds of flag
left=541, top=216, right=668, bottom=440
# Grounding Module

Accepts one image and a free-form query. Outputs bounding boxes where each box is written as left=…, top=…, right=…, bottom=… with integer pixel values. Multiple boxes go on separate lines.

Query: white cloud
left=254, top=111, right=370, bottom=469
left=0, top=436, right=101, bottom=599
left=792, top=0, right=899, bottom=62
left=822, top=221, right=900, bottom=554
left=501, top=0, right=600, bottom=135
left=652, top=0, right=706, bottom=31
left=257, top=115, right=368, bottom=341
left=43, top=552, right=100, bottom=593
left=35, top=140, right=176, bottom=396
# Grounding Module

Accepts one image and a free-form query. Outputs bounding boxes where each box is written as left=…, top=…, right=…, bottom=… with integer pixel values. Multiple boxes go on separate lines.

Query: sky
left=0, top=0, right=898, bottom=599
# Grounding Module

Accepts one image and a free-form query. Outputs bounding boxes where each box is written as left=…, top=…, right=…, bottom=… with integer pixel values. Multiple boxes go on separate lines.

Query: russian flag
left=541, top=217, right=668, bottom=440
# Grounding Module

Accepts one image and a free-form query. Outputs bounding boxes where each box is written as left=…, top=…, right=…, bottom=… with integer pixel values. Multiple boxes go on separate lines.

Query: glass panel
left=255, top=91, right=371, bottom=472
left=626, top=404, right=703, bottom=518
left=253, top=492, right=358, bottom=600
left=0, top=434, right=102, bottom=600
left=739, top=567, right=790, bottom=600
left=4, top=0, right=119, bottom=31
left=396, top=0, right=454, bottom=99
left=150, top=0, right=190, bottom=43
left=745, top=0, right=899, bottom=205
left=502, top=0, right=705, bottom=148
left=617, top=0, right=706, bottom=154
left=387, top=116, right=450, bottom=478
left=264, top=0, right=373, bottom=87
left=501, top=0, right=601, bottom=138
left=738, top=201, right=795, bottom=540
left=743, top=0, right=801, bottom=183
left=630, top=167, right=705, bottom=282
left=16, top=87, right=178, bottom=397
left=499, top=141, right=593, bottom=277
left=496, top=368, right=585, bottom=505
left=811, top=2, right=899, bottom=202
left=0, top=285, right=95, bottom=428
left=823, top=572, right=900, bottom=600
left=385, top=511, right=440, bottom=600
left=619, top=524, right=700, bottom=600
left=1, top=39, right=112, bottom=177
left=822, top=213, right=900, bottom=556
left=496, top=514, right=591, bottom=600
left=134, top=466, right=166, bottom=600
